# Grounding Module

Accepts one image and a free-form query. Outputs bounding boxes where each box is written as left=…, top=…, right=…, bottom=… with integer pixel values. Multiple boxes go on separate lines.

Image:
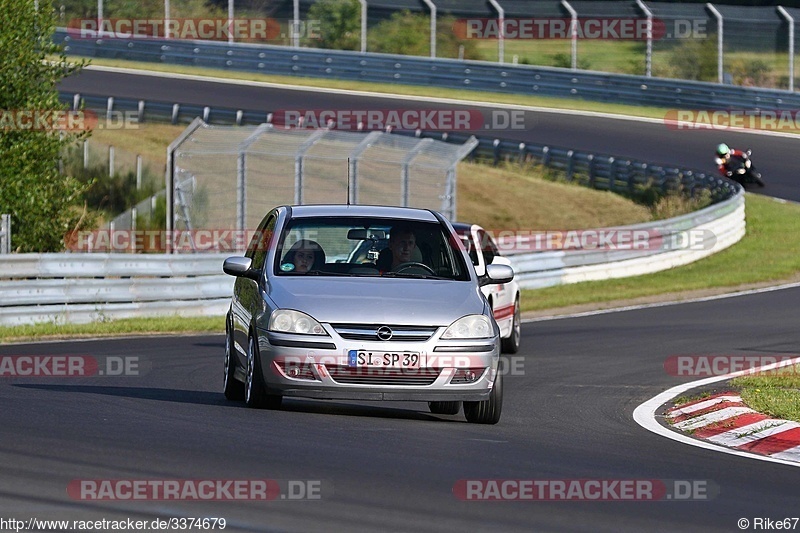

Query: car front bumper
left=256, top=327, right=499, bottom=402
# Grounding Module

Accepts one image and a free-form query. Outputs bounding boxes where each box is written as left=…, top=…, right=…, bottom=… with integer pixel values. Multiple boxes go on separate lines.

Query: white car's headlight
left=269, top=309, right=327, bottom=335
left=442, top=315, right=493, bottom=339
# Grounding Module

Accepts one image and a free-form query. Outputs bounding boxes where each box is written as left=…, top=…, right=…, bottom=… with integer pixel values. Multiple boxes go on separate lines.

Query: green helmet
left=716, top=143, right=730, bottom=157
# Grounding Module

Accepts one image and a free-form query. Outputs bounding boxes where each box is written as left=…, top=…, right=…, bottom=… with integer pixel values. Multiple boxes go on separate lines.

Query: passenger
left=282, top=239, right=325, bottom=273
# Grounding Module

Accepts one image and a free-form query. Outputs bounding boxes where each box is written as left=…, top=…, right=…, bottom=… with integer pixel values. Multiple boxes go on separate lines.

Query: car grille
left=331, top=324, right=438, bottom=342
left=326, top=365, right=441, bottom=386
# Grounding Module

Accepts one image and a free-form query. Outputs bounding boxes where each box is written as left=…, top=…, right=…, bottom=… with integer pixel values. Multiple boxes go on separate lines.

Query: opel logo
left=376, top=326, right=393, bottom=341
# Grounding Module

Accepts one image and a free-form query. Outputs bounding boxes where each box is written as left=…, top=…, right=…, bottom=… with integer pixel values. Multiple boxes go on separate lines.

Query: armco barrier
left=0, top=191, right=745, bottom=325
left=55, top=30, right=800, bottom=110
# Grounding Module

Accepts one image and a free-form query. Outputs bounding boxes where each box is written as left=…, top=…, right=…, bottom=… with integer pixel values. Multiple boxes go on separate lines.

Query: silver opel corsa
left=222, top=205, right=514, bottom=424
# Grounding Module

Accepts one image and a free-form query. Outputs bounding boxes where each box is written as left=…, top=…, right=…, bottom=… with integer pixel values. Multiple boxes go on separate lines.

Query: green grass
left=0, top=316, right=224, bottom=343
left=731, top=365, right=800, bottom=423
left=520, top=194, right=800, bottom=312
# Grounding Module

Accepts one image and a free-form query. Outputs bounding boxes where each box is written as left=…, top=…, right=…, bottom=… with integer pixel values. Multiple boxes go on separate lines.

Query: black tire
left=223, top=325, right=245, bottom=401
left=428, top=401, right=461, bottom=415
left=245, top=334, right=282, bottom=409
left=464, top=371, right=503, bottom=425
left=500, top=297, right=521, bottom=354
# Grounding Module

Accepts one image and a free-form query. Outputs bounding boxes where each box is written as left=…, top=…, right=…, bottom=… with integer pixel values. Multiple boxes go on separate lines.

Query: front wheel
left=245, top=335, right=282, bottom=409
left=223, top=327, right=244, bottom=401
left=464, top=371, right=503, bottom=424
left=501, top=297, right=521, bottom=354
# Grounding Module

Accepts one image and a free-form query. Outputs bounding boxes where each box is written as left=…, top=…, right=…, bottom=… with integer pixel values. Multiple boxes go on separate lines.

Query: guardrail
left=0, top=215, right=10, bottom=254
left=0, top=254, right=231, bottom=326
left=0, top=190, right=745, bottom=325
left=55, top=30, right=800, bottom=110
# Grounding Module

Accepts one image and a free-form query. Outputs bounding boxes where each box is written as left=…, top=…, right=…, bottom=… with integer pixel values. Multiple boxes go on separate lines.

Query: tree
left=0, top=0, right=88, bottom=251
left=306, top=0, right=361, bottom=51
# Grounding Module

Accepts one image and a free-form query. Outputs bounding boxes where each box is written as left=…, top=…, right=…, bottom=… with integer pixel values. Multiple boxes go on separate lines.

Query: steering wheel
left=393, top=262, right=436, bottom=275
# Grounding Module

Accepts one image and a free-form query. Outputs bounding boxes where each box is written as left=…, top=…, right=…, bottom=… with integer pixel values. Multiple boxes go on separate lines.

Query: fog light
left=288, top=367, right=300, bottom=377
left=465, top=370, right=476, bottom=382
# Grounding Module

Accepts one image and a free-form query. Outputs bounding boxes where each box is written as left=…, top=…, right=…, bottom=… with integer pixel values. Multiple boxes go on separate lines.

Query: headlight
left=269, top=309, right=327, bottom=335
left=441, top=315, right=493, bottom=339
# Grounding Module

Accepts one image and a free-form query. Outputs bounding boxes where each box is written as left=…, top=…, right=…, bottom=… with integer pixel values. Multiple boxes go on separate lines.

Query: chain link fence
left=167, top=119, right=477, bottom=251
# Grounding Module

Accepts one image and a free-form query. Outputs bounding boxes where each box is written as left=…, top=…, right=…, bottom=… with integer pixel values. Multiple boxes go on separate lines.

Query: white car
left=451, top=223, right=521, bottom=354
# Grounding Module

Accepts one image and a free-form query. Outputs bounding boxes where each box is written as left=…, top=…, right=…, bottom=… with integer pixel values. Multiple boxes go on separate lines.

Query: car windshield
left=274, top=217, right=469, bottom=280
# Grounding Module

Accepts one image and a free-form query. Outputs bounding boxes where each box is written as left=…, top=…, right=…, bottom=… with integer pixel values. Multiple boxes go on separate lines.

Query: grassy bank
left=520, top=195, right=800, bottom=312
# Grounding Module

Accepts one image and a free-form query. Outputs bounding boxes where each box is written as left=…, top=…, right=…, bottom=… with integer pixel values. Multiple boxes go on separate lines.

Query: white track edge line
left=82, top=65, right=800, bottom=139
left=632, top=355, right=800, bottom=468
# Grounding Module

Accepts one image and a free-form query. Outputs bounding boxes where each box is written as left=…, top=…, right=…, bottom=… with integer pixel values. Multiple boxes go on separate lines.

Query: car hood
left=267, top=277, right=485, bottom=325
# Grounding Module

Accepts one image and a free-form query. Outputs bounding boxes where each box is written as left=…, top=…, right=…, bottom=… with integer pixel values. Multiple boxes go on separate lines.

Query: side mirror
left=223, top=256, right=259, bottom=280
left=480, top=263, right=514, bottom=286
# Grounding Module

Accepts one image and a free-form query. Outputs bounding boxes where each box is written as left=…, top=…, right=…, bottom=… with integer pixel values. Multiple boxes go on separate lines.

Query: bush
left=550, top=52, right=591, bottom=71
left=368, top=10, right=479, bottom=60
left=305, top=0, right=361, bottom=51
left=663, top=37, right=718, bottom=82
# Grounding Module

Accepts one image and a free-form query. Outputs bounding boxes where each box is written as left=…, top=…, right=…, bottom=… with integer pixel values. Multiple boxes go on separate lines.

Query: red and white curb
left=666, top=392, right=800, bottom=462
left=633, top=356, right=800, bottom=468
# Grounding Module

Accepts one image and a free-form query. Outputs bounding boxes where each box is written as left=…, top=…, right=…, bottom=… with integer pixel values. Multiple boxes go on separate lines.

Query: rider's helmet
left=716, top=143, right=731, bottom=158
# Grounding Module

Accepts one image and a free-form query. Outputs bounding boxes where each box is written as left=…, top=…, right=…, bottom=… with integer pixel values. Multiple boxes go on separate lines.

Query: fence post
left=707, top=3, right=724, bottom=84
left=136, top=155, right=143, bottom=190
left=779, top=6, right=795, bottom=91
left=587, top=154, right=595, bottom=187
left=636, top=0, right=653, bottom=77
left=562, top=0, right=578, bottom=70
left=489, top=0, right=504, bottom=64
left=109, top=146, right=115, bottom=177
left=422, top=0, right=437, bottom=58
left=566, top=150, right=574, bottom=180
left=1, top=214, right=10, bottom=254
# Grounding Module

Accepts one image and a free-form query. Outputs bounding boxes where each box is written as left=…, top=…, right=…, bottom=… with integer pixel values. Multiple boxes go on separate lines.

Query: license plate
left=348, top=350, right=421, bottom=369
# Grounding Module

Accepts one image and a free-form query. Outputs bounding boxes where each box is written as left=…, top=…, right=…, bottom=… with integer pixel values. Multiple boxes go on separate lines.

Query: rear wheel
left=245, top=334, right=282, bottom=409
left=501, top=297, right=521, bottom=354
left=428, top=401, right=461, bottom=415
left=223, top=326, right=244, bottom=401
left=464, top=371, right=503, bottom=424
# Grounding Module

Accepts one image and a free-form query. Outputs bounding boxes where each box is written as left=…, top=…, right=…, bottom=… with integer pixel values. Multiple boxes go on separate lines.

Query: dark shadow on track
left=13, top=384, right=461, bottom=422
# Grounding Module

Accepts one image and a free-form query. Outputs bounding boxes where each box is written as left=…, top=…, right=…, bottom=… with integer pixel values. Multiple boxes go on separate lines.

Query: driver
left=388, top=225, right=416, bottom=270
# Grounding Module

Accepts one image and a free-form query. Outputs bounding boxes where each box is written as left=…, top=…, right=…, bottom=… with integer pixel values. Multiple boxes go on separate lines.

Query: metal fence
left=55, top=1, right=800, bottom=89
left=0, top=215, right=11, bottom=254
left=166, top=119, right=477, bottom=250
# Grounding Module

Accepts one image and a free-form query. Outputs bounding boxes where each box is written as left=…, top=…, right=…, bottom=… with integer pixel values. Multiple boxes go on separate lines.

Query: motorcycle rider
left=715, top=143, right=747, bottom=178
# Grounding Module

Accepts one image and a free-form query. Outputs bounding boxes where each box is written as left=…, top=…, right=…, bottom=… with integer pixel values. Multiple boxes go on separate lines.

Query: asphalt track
left=59, top=67, right=800, bottom=201
left=1, top=69, right=794, bottom=531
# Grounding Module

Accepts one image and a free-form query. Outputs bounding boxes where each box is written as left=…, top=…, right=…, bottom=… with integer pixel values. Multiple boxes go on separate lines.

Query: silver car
left=222, top=205, right=514, bottom=424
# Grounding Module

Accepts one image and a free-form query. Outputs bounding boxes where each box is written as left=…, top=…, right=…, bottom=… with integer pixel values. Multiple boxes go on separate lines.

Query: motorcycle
left=725, top=149, right=765, bottom=188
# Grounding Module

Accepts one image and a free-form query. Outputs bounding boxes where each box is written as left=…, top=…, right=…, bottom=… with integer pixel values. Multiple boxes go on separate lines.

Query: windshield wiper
left=381, top=272, right=449, bottom=280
